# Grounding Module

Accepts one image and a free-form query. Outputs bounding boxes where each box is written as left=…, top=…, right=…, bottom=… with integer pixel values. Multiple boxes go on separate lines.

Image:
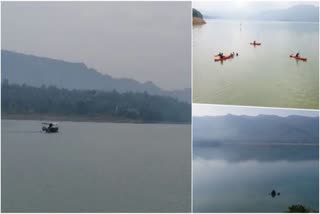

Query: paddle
left=289, top=49, right=299, bottom=56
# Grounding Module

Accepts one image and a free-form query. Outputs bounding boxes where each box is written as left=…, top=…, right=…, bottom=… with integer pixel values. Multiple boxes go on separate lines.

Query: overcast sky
left=2, top=2, right=191, bottom=90
left=193, top=104, right=319, bottom=117
left=193, top=1, right=319, bottom=18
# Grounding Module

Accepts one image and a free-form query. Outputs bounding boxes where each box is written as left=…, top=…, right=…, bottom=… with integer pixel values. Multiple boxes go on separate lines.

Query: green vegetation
left=192, top=8, right=206, bottom=25
left=1, top=81, right=191, bottom=123
left=286, top=204, right=318, bottom=213
left=193, top=8, right=204, bottom=19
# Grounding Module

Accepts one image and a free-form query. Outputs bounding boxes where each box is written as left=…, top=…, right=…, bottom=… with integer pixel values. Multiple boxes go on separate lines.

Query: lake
left=193, top=20, right=319, bottom=109
left=1, top=120, right=191, bottom=212
left=193, top=143, right=319, bottom=213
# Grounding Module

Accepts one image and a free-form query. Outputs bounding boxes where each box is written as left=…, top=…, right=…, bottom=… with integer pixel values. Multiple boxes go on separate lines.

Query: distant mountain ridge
left=193, top=114, right=319, bottom=145
left=251, top=4, right=319, bottom=22
left=1, top=50, right=190, bottom=102
left=204, top=4, right=319, bottom=22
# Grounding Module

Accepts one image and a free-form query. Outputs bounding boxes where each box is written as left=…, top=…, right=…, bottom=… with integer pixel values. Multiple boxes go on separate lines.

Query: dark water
left=193, top=20, right=319, bottom=109
left=193, top=143, right=319, bottom=213
left=2, top=120, right=191, bottom=212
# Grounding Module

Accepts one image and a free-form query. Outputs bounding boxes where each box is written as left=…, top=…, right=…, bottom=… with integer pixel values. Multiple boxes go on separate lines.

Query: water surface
left=193, top=143, right=319, bottom=213
left=2, top=120, right=191, bottom=212
left=193, top=20, right=319, bottom=109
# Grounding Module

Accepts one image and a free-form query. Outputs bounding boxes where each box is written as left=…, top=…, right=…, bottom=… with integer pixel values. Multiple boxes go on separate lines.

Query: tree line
left=2, top=80, right=191, bottom=123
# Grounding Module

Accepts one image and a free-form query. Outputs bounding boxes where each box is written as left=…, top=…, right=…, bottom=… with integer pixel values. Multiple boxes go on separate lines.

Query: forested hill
left=193, top=8, right=206, bottom=25
left=1, top=50, right=190, bottom=103
left=2, top=82, right=191, bottom=123
left=193, top=8, right=204, bottom=19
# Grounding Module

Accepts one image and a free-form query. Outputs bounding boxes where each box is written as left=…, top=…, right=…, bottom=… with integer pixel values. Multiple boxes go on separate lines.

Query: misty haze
left=193, top=1, right=319, bottom=109
left=193, top=104, right=319, bottom=212
left=1, top=2, right=191, bottom=212
left=2, top=1, right=191, bottom=90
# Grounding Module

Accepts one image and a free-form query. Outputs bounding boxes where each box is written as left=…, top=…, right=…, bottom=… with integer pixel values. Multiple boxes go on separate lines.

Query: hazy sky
left=193, top=1, right=319, bottom=17
left=2, top=2, right=191, bottom=90
left=193, top=104, right=319, bottom=117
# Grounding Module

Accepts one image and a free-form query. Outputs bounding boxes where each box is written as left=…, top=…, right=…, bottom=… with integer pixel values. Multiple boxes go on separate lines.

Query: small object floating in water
left=269, top=189, right=280, bottom=198
left=290, top=55, right=307, bottom=61
left=42, top=122, right=59, bottom=133
left=250, top=42, right=261, bottom=46
left=214, top=54, right=233, bottom=62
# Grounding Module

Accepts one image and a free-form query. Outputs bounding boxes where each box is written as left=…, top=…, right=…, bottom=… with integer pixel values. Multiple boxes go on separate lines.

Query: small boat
left=214, top=54, right=233, bottom=62
left=250, top=42, right=261, bottom=46
left=269, top=189, right=280, bottom=198
left=42, top=122, right=59, bottom=133
left=290, top=55, right=307, bottom=61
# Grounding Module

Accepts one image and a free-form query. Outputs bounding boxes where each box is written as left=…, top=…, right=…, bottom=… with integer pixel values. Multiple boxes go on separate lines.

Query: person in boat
left=49, top=123, right=53, bottom=129
left=253, top=40, right=256, bottom=45
left=270, top=189, right=280, bottom=198
left=218, top=52, right=224, bottom=58
left=295, top=52, right=300, bottom=57
left=230, top=53, right=234, bottom=57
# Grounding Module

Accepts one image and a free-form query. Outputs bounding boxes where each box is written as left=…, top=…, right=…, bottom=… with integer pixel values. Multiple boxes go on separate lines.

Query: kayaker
left=218, top=52, right=224, bottom=58
left=269, top=189, right=280, bottom=198
left=48, top=123, right=53, bottom=131
left=253, top=40, right=256, bottom=45
left=295, top=52, right=300, bottom=57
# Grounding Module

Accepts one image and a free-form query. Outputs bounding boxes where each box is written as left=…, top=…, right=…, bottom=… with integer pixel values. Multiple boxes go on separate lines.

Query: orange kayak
left=290, top=55, right=307, bottom=61
left=214, top=54, right=233, bottom=62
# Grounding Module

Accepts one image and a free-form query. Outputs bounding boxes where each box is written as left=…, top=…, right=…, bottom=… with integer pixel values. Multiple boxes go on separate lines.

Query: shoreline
left=193, top=17, right=206, bottom=25
left=1, top=113, right=191, bottom=125
left=195, top=141, right=319, bottom=147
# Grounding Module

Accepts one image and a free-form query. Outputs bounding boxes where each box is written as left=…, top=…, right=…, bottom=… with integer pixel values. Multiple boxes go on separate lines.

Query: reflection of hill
left=193, top=143, right=319, bottom=162
left=193, top=114, right=319, bottom=162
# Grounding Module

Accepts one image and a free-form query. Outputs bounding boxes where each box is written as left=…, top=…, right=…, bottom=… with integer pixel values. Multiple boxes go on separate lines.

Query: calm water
left=193, top=20, right=319, bottom=109
left=193, top=143, right=319, bottom=213
left=2, top=120, right=191, bottom=212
